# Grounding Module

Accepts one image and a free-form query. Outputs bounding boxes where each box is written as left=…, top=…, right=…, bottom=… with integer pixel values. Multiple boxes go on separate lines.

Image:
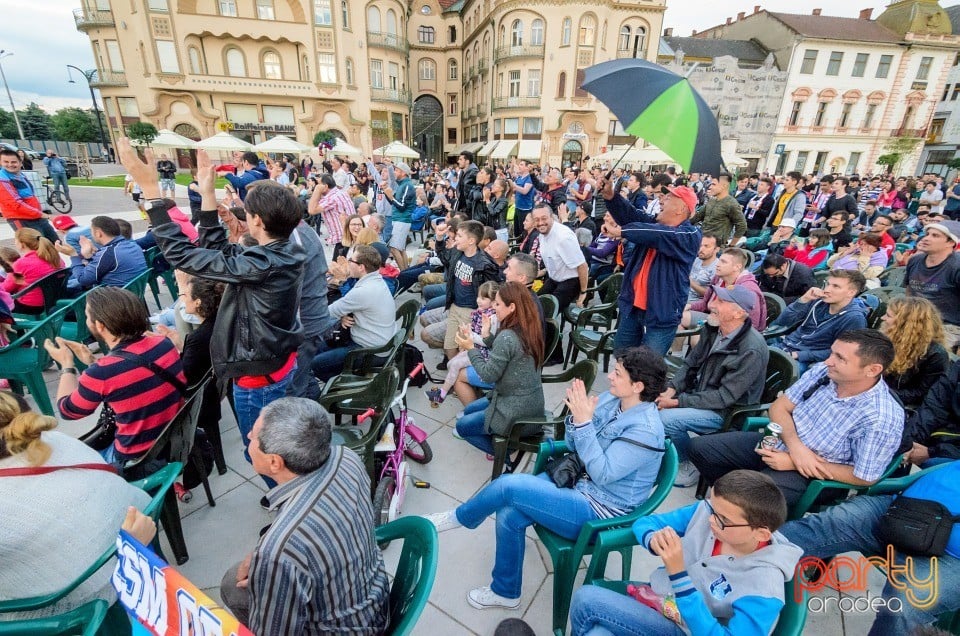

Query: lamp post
left=67, top=65, right=111, bottom=161
left=0, top=50, right=25, bottom=140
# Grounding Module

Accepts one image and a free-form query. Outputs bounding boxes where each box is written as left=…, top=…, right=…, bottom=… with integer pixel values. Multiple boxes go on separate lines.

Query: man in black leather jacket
left=119, top=138, right=305, bottom=469
left=456, top=151, right=478, bottom=214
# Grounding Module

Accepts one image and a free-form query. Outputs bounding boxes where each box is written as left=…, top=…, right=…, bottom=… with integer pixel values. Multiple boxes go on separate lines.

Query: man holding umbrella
left=601, top=177, right=701, bottom=355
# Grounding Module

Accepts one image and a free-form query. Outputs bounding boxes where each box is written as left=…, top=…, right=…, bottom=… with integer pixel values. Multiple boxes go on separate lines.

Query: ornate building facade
left=74, top=0, right=665, bottom=166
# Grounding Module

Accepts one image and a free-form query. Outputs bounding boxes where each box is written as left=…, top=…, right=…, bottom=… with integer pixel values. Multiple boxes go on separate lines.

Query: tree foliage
left=0, top=109, right=18, bottom=139
left=877, top=153, right=901, bottom=173
left=127, top=122, right=158, bottom=146
left=18, top=103, right=53, bottom=140
left=51, top=107, right=100, bottom=142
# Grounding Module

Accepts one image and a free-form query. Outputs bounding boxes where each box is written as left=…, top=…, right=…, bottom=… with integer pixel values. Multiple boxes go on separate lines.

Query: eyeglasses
left=348, top=259, right=361, bottom=264
left=660, top=186, right=671, bottom=196
left=705, top=499, right=753, bottom=531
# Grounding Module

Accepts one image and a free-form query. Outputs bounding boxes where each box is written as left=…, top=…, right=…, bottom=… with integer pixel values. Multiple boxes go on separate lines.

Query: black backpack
left=402, top=344, right=434, bottom=388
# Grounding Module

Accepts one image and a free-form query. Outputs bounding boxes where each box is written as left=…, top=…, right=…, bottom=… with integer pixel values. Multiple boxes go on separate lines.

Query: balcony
left=73, top=7, right=114, bottom=30
left=891, top=127, right=927, bottom=138
left=492, top=96, right=541, bottom=110
left=476, top=104, right=486, bottom=118
left=367, top=31, right=409, bottom=54
left=89, top=70, right=127, bottom=88
left=462, top=66, right=475, bottom=86
left=494, top=44, right=545, bottom=64
left=370, top=87, right=411, bottom=106
left=616, top=49, right=645, bottom=60
left=477, top=59, right=489, bottom=75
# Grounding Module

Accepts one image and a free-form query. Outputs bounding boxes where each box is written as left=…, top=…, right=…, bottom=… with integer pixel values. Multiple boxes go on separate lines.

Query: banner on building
left=112, top=530, right=253, bottom=636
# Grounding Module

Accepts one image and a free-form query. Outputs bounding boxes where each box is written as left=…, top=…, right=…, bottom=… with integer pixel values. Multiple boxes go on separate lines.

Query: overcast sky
left=0, top=1, right=944, bottom=112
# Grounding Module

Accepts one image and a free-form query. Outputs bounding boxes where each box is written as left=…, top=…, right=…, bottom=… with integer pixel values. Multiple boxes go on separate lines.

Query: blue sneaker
left=424, top=387, right=444, bottom=408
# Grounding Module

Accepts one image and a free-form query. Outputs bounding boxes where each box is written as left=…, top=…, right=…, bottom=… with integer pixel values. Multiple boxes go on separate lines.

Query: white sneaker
left=467, top=586, right=520, bottom=610
left=674, top=461, right=701, bottom=488
left=374, top=423, right=396, bottom=453
left=422, top=510, right=462, bottom=533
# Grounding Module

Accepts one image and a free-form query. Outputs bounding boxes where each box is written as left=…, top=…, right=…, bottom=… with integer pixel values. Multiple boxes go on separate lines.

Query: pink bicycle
left=359, top=363, right=432, bottom=528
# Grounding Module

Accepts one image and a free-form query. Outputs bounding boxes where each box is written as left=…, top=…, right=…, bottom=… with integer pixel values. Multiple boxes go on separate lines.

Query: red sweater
left=2, top=251, right=61, bottom=307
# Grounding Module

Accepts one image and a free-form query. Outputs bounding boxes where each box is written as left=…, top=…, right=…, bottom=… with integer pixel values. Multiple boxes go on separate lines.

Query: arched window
left=386, top=9, right=397, bottom=35
left=418, top=26, right=435, bottom=44
left=448, top=58, right=458, bottom=80
left=561, top=17, right=571, bottom=46
left=557, top=71, right=566, bottom=98
left=511, top=20, right=523, bottom=47
left=531, top=19, right=544, bottom=46
left=419, top=59, right=435, bottom=80
left=579, top=15, right=595, bottom=46
left=366, top=6, right=380, bottom=32
left=341, top=0, right=349, bottom=28
left=634, top=26, right=647, bottom=57
left=262, top=50, right=282, bottom=79
left=345, top=57, right=354, bottom=85
left=498, top=24, right=506, bottom=47
left=187, top=46, right=203, bottom=74
left=619, top=26, right=631, bottom=51
left=225, top=47, right=246, bottom=77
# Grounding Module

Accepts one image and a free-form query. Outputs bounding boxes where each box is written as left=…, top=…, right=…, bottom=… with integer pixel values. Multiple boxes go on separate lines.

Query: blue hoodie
left=633, top=502, right=802, bottom=636
left=224, top=161, right=269, bottom=200
left=773, top=296, right=869, bottom=364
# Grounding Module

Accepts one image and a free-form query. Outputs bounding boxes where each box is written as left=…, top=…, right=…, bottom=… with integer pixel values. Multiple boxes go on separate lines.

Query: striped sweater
left=58, top=335, right=185, bottom=460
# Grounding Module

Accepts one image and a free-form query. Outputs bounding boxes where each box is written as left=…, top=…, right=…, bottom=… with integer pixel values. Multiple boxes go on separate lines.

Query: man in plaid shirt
left=689, top=329, right=904, bottom=505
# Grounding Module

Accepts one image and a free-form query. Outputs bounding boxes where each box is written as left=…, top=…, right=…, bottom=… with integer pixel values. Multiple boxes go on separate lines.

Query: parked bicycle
left=42, top=177, right=72, bottom=214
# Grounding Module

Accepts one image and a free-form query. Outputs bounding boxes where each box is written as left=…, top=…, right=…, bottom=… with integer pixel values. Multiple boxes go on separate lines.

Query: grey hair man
left=220, top=398, right=389, bottom=635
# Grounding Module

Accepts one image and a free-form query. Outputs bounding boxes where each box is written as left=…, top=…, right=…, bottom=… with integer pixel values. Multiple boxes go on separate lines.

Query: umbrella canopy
left=131, top=129, right=196, bottom=149
left=196, top=132, right=254, bottom=152
left=330, top=138, right=363, bottom=157
left=254, top=135, right=312, bottom=154
left=582, top=59, right=721, bottom=175
left=372, top=140, right=420, bottom=159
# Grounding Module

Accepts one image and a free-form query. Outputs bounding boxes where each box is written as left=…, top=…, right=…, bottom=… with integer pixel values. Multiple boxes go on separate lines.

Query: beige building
left=73, top=0, right=665, bottom=166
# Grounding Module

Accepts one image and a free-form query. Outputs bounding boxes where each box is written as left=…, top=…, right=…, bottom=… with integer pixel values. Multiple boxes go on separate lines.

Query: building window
left=225, top=47, right=246, bottom=76
left=448, top=93, right=457, bottom=115
left=917, top=56, right=933, bottom=81
left=314, top=0, right=331, bottom=25
left=826, top=51, right=843, bottom=76
left=262, top=51, right=282, bottom=79
left=256, top=0, right=274, bottom=19
left=795, top=151, right=809, bottom=172
left=449, top=26, right=457, bottom=43
left=848, top=152, right=862, bottom=175
left=106, top=40, right=124, bottom=71
left=148, top=0, right=168, bottom=11
left=388, top=62, right=399, bottom=89
left=863, top=103, right=877, bottom=128
left=955, top=52, right=960, bottom=66
left=385, top=9, right=397, bottom=35
left=370, top=60, right=383, bottom=87
left=188, top=46, right=203, bottom=74
left=788, top=101, right=802, bottom=126
left=508, top=70, right=520, bottom=97
left=523, top=117, right=542, bottom=134
left=852, top=53, right=868, bottom=77
left=156, top=41, right=179, bottom=73
left=876, top=54, right=893, bottom=78
left=944, top=84, right=951, bottom=102
left=814, top=102, right=827, bottom=126
left=531, top=19, right=544, bottom=46
left=511, top=20, right=523, bottom=47
left=557, top=71, right=566, bottom=98
left=345, top=58, right=354, bottom=85
left=341, top=0, right=349, bottom=28
left=838, top=102, right=852, bottom=128
left=579, top=15, right=595, bottom=46
left=953, top=85, right=960, bottom=100
left=448, top=59, right=458, bottom=80
left=561, top=17, right=571, bottom=46
left=527, top=69, right=541, bottom=97
left=504, top=117, right=519, bottom=134
left=494, top=119, right=501, bottom=135
left=318, top=53, right=336, bottom=83
left=448, top=127, right=456, bottom=143
left=419, top=59, right=435, bottom=80
left=367, top=6, right=380, bottom=31
left=800, top=49, right=817, bottom=74
left=418, top=26, right=435, bottom=44
left=218, top=0, right=237, bottom=16
left=117, top=97, right=139, bottom=117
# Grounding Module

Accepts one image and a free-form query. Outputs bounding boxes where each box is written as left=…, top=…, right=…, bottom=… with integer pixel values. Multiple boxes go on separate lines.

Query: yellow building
left=73, top=0, right=665, bottom=165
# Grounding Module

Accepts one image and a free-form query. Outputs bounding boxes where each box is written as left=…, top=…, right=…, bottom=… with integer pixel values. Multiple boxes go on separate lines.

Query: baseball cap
left=395, top=162, right=412, bottom=174
left=51, top=216, right=78, bottom=231
left=711, top=284, right=756, bottom=313
left=777, top=218, right=798, bottom=229
left=925, top=220, right=960, bottom=244
left=665, top=185, right=698, bottom=214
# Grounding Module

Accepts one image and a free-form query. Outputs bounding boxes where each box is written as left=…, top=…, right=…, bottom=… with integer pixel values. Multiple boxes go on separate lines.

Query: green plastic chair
left=128, top=461, right=186, bottom=564
left=143, top=246, right=178, bottom=311
left=377, top=516, right=439, bottom=636
left=532, top=439, right=679, bottom=635
left=10, top=268, right=71, bottom=322
left=561, top=273, right=623, bottom=331
left=1, top=306, right=69, bottom=416
left=538, top=294, right=560, bottom=322
left=121, top=269, right=153, bottom=310
left=763, top=291, right=787, bottom=325
left=0, top=599, right=109, bottom=636
left=879, top=264, right=907, bottom=288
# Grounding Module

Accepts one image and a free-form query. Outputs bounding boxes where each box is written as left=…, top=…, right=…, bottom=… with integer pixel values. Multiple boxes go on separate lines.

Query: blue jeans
left=397, top=263, right=430, bottom=292
left=614, top=307, right=677, bottom=356
left=455, top=397, right=493, bottom=454
left=310, top=340, right=361, bottom=382
left=423, top=283, right=446, bottom=303
left=455, top=472, right=598, bottom=599
left=425, top=294, right=446, bottom=311
left=51, top=172, right=69, bottom=198
left=659, top=407, right=724, bottom=463
left=779, top=493, right=960, bottom=635
left=570, top=584, right=685, bottom=636
left=233, top=373, right=294, bottom=465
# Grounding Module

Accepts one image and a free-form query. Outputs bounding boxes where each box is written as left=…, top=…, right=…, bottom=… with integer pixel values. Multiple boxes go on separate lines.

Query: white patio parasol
left=254, top=135, right=313, bottom=154
left=131, top=129, right=197, bottom=149
left=329, top=138, right=363, bottom=157
left=195, top=132, right=254, bottom=152
left=372, top=140, right=420, bottom=159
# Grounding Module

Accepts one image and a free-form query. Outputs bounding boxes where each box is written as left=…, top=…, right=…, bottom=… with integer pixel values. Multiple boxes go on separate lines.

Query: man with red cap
left=600, top=178, right=701, bottom=354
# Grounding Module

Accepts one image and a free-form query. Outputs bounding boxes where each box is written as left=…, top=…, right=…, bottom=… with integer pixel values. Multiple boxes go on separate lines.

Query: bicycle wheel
left=48, top=191, right=72, bottom=214
left=403, top=431, right=433, bottom=464
left=372, top=476, right=396, bottom=549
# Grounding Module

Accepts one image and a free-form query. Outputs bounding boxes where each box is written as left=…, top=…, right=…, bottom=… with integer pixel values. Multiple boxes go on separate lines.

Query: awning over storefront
left=517, top=140, right=542, bottom=161
left=490, top=140, right=517, bottom=160
left=477, top=140, right=498, bottom=157
left=459, top=142, right=483, bottom=154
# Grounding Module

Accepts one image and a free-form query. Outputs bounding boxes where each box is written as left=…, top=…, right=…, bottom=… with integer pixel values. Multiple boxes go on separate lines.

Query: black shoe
left=260, top=495, right=270, bottom=510
left=436, top=359, right=448, bottom=371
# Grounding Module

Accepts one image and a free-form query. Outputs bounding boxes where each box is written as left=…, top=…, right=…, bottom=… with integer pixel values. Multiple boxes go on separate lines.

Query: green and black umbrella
left=582, top=59, right=722, bottom=175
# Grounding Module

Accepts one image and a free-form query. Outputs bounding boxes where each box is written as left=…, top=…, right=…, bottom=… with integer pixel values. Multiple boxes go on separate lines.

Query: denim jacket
left=565, top=393, right=665, bottom=512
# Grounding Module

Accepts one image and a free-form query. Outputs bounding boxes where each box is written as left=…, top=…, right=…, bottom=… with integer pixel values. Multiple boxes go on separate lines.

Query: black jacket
left=668, top=319, right=769, bottom=415
left=885, top=342, right=950, bottom=407
left=149, top=205, right=306, bottom=380
left=530, top=173, right=566, bottom=217
left=477, top=196, right=507, bottom=229
left=444, top=250, right=502, bottom=310
left=457, top=164, right=478, bottom=213
left=758, top=260, right=816, bottom=305
left=902, top=359, right=960, bottom=459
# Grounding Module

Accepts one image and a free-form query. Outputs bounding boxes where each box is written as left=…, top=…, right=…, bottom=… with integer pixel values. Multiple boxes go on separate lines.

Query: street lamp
left=67, top=64, right=111, bottom=162
left=0, top=50, right=25, bottom=141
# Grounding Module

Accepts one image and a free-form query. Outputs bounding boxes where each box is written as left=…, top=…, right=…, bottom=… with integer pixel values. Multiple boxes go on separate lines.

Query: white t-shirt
left=538, top=222, right=586, bottom=282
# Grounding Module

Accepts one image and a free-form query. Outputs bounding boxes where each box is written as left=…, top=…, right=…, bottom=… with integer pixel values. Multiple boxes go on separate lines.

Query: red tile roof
left=768, top=11, right=903, bottom=43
